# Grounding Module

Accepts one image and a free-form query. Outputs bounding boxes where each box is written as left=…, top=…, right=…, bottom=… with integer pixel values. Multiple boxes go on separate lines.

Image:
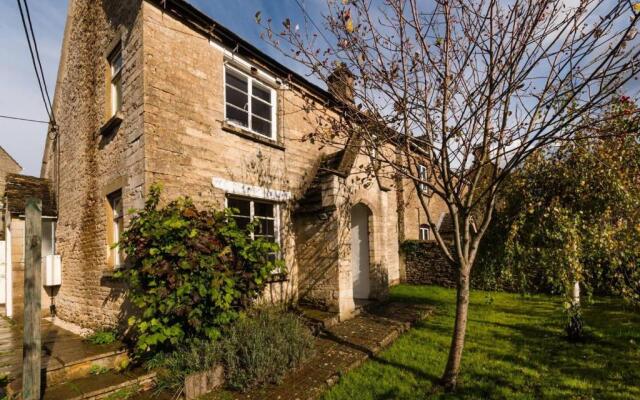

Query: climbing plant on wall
left=116, top=185, right=285, bottom=354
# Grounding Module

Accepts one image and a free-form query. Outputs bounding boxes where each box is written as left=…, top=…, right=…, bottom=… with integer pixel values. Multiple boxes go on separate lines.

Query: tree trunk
left=441, top=266, right=471, bottom=390
left=571, top=280, right=580, bottom=307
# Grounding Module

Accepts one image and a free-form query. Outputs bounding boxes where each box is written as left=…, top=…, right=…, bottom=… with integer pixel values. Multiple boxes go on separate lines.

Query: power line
left=0, top=114, right=50, bottom=124
left=16, top=0, right=55, bottom=125
left=23, top=0, right=53, bottom=116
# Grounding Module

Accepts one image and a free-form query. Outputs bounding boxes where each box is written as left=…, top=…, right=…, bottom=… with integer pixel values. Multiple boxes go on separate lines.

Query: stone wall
left=395, top=174, right=450, bottom=243
left=0, top=147, right=22, bottom=241
left=41, top=0, right=146, bottom=329
left=401, top=241, right=457, bottom=288
left=0, top=147, right=22, bottom=201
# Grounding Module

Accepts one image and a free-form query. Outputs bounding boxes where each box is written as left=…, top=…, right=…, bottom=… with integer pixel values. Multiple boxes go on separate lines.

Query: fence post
left=22, top=198, right=42, bottom=400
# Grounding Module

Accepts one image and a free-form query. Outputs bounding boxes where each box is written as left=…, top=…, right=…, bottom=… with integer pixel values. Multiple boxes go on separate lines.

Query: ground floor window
left=419, top=224, right=431, bottom=241
left=227, top=196, right=280, bottom=260
left=41, top=219, right=56, bottom=257
left=107, top=189, right=124, bottom=267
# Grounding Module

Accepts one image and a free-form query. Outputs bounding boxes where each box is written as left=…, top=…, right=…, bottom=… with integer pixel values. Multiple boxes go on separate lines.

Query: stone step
left=42, top=368, right=156, bottom=400
left=7, top=348, right=128, bottom=396
left=298, top=306, right=340, bottom=334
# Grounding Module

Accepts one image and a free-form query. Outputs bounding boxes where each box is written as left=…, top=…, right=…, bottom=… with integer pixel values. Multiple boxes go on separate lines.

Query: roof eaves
left=145, top=0, right=336, bottom=105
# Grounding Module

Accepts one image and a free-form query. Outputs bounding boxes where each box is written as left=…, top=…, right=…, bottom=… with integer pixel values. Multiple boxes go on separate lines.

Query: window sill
left=99, top=112, right=123, bottom=137
left=100, top=269, right=126, bottom=287
left=267, top=272, right=289, bottom=283
left=221, top=121, right=285, bottom=151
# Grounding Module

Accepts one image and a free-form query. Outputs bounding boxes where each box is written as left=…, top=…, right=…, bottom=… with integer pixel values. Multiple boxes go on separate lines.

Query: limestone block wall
left=402, top=241, right=457, bottom=288
left=41, top=0, right=146, bottom=329
left=295, top=212, right=340, bottom=311
left=0, top=149, right=22, bottom=204
left=141, top=2, right=348, bottom=311
left=397, top=176, right=450, bottom=242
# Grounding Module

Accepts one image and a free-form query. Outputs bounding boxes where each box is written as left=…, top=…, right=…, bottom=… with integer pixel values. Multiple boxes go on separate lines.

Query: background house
left=0, top=144, right=58, bottom=320
left=0, top=146, right=22, bottom=316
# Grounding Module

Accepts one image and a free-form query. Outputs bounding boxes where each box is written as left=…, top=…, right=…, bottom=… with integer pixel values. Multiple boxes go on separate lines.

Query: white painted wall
left=5, top=225, right=11, bottom=318
left=0, top=240, right=5, bottom=304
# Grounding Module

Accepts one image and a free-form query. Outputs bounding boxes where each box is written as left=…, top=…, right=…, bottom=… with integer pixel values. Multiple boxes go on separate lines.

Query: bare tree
left=259, top=0, right=640, bottom=389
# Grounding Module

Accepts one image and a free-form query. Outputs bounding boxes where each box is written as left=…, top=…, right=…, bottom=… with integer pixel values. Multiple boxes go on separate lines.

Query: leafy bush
left=146, top=338, right=222, bottom=394
left=86, top=330, right=117, bottom=345
left=146, top=309, right=314, bottom=394
left=116, top=185, right=285, bottom=354
left=220, top=308, right=315, bottom=391
left=475, top=97, right=640, bottom=302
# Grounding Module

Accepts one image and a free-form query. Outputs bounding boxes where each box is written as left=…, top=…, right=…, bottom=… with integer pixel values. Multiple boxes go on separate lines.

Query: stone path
left=0, top=316, right=122, bottom=388
left=212, top=302, right=433, bottom=400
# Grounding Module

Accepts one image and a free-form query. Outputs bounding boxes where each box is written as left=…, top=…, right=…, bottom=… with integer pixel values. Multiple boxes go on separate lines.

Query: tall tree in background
left=259, top=0, right=640, bottom=389
left=493, top=97, right=640, bottom=310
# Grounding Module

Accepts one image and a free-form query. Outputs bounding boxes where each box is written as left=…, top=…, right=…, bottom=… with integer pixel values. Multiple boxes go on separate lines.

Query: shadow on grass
left=322, top=285, right=640, bottom=400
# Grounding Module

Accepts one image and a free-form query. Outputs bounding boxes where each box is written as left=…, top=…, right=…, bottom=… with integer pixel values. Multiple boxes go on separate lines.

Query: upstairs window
left=224, top=65, right=276, bottom=139
left=419, top=224, right=430, bottom=241
left=107, top=190, right=124, bottom=267
left=417, top=164, right=428, bottom=192
left=108, top=45, right=123, bottom=117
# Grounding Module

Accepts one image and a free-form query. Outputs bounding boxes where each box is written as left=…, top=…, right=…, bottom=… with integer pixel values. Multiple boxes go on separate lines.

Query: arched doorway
left=351, top=203, right=371, bottom=299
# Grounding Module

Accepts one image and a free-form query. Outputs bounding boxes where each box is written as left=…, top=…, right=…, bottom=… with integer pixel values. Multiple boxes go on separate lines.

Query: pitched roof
left=0, top=146, right=22, bottom=173
left=4, top=174, right=57, bottom=217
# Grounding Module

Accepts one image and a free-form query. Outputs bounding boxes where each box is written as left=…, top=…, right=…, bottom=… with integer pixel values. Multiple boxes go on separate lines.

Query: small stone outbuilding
left=1, top=173, right=57, bottom=319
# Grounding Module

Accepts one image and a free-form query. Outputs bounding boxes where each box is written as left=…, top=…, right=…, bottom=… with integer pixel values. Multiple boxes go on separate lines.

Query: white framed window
left=107, top=190, right=124, bottom=267
left=418, top=164, right=428, bottom=192
left=419, top=224, right=430, bottom=241
left=224, top=65, right=277, bottom=139
left=41, top=220, right=56, bottom=257
left=227, top=196, right=280, bottom=261
left=108, top=45, right=123, bottom=117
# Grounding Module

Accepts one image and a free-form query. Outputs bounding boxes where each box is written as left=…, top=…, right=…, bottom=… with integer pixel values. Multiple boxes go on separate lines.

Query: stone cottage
left=40, top=0, right=450, bottom=330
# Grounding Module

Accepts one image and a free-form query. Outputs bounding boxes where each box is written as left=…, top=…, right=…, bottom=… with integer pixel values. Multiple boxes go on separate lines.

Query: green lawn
left=322, top=285, right=640, bottom=400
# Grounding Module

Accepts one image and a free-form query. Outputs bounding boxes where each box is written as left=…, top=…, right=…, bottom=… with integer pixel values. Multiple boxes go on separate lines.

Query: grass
left=322, top=285, right=640, bottom=400
left=89, top=364, right=110, bottom=375
left=85, top=330, right=118, bottom=345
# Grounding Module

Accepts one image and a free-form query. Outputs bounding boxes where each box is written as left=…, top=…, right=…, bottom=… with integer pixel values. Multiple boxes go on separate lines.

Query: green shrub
left=220, top=308, right=315, bottom=391
left=86, top=330, right=117, bottom=345
left=116, top=185, right=285, bottom=354
left=145, top=338, right=222, bottom=394
left=1, top=372, right=9, bottom=399
left=147, top=309, right=313, bottom=393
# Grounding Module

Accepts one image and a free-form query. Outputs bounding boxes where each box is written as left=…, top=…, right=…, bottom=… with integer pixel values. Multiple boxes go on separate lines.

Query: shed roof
left=4, top=174, right=57, bottom=217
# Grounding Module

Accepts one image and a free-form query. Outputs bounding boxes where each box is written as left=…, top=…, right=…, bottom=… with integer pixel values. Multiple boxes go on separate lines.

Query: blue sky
left=0, top=0, right=325, bottom=176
